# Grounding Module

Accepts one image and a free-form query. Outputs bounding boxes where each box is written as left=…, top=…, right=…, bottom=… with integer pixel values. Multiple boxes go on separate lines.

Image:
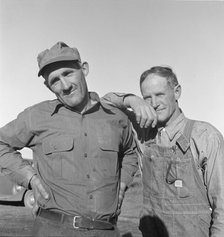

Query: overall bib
left=140, top=120, right=212, bottom=237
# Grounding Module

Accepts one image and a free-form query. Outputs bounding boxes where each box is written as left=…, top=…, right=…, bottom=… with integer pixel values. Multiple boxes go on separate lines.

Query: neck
left=75, top=94, right=91, bottom=114
left=80, top=97, right=92, bottom=114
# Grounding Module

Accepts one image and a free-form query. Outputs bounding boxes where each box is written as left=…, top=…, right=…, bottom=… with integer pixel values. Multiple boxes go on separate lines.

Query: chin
left=157, top=118, right=167, bottom=127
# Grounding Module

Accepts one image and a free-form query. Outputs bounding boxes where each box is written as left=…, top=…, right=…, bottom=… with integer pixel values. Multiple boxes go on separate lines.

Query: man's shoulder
left=100, top=101, right=129, bottom=118
left=192, top=119, right=223, bottom=140
left=23, top=99, right=58, bottom=114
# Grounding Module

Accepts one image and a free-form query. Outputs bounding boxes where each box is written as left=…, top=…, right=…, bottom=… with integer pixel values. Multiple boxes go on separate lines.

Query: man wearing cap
left=0, top=42, right=139, bottom=237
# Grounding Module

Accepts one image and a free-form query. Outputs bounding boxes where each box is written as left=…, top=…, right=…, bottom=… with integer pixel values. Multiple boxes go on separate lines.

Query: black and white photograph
left=0, top=1, right=224, bottom=236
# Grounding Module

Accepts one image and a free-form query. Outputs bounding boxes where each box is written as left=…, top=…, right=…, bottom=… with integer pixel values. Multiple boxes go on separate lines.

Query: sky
left=1, top=0, right=224, bottom=157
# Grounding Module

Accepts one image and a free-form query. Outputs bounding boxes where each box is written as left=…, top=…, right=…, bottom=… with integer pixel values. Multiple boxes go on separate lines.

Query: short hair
left=140, top=66, right=179, bottom=89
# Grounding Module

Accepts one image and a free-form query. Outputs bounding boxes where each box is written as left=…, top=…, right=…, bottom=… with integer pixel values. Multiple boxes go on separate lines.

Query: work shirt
left=102, top=93, right=224, bottom=237
left=0, top=92, right=138, bottom=220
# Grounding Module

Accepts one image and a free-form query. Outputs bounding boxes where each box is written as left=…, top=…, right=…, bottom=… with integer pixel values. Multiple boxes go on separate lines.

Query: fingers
left=144, top=107, right=158, bottom=128
left=117, top=192, right=124, bottom=216
left=30, top=176, right=49, bottom=217
left=32, top=203, right=39, bottom=217
left=135, top=105, right=157, bottom=128
left=125, top=95, right=157, bottom=128
left=118, top=191, right=124, bottom=207
left=30, top=175, right=49, bottom=200
left=151, top=114, right=158, bottom=128
left=118, top=182, right=126, bottom=210
left=36, top=181, right=49, bottom=200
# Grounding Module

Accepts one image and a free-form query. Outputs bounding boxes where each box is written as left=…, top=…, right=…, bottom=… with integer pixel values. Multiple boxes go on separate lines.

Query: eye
left=157, top=93, right=165, bottom=98
left=144, top=96, right=151, bottom=101
left=63, top=71, right=74, bottom=77
left=49, top=77, right=60, bottom=86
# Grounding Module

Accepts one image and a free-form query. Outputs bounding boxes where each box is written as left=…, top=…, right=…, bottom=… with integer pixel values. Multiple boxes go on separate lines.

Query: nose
left=61, top=77, right=72, bottom=92
left=151, top=96, right=159, bottom=109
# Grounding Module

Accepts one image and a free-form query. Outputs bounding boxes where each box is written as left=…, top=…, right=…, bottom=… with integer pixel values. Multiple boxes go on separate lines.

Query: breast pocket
left=42, top=136, right=74, bottom=180
left=99, top=143, right=119, bottom=177
left=96, top=123, right=120, bottom=177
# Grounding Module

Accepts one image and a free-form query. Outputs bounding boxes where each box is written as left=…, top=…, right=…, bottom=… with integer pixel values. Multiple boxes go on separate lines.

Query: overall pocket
left=142, top=148, right=166, bottom=198
left=165, top=157, right=194, bottom=198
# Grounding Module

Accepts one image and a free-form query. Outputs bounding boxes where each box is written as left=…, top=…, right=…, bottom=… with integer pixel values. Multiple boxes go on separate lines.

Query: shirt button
left=87, top=174, right=90, bottom=179
left=84, top=153, right=87, bottom=158
left=84, top=132, right=87, bottom=136
left=89, top=195, right=93, bottom=199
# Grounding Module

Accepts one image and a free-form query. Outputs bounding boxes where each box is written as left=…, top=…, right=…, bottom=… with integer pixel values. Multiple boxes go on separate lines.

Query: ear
left=81, top=62, right=89, bottom=77
left=44, top=79, right=52, bottom=92
left=174, top=84, right=181, bottom=101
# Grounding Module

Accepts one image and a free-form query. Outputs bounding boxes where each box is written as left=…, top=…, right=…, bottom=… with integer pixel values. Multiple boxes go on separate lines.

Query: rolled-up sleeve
left=102, top=92, right=129, bottom=110
left=0, top=109, right=36, bottom=188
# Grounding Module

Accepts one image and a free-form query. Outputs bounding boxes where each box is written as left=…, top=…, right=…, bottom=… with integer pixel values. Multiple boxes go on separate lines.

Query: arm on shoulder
left=102, top=92, right=158, bottom=128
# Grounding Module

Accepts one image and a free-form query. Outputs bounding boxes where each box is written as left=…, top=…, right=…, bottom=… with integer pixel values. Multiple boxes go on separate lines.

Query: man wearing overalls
left=102, top=66, right=224, bottom=237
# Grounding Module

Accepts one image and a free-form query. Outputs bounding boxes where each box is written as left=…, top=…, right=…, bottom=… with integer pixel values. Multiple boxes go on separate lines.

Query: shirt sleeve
left=192, top=123, right=224, bottom=237
left=0, top=109, right=36, bottom=188
left=101, top=92, right=133, bottom=110
left=206, top=130, right=224, bottom=237
left=119, top=116, right=139, bottom=187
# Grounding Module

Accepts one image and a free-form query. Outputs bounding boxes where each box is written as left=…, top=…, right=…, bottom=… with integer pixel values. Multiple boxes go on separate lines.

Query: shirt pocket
left=96, top=123, right=120, bottom=177
left=98, top=142, right=120, bottom=177
left=42, top=136, right=74, bottom=179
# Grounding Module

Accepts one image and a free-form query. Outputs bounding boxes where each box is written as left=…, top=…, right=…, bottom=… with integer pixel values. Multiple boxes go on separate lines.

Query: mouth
left=63, top=88, right=77, bottom=96
left=156, top=108, right=165, bottom=113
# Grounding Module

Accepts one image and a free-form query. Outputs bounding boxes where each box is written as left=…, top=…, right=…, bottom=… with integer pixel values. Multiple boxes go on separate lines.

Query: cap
left=37, top=42, right=81, bottom=77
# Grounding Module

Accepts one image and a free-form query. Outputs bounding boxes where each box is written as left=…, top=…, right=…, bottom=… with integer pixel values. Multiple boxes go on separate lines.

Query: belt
left=37, top=208, right=115, bottom=230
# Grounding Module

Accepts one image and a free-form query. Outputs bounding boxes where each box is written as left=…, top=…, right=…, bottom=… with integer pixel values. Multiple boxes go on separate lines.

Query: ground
left=0, top=174, right=143, bottom=237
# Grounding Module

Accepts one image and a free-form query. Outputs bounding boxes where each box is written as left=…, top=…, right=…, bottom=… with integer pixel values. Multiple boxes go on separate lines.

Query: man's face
left=43, top=61, right=88, bottom=110
left=140, top=74, right=181, bottom=127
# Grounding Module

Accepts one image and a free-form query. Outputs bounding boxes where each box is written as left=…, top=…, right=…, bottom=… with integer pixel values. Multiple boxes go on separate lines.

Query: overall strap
left=176, top=119, right=195, bottom=153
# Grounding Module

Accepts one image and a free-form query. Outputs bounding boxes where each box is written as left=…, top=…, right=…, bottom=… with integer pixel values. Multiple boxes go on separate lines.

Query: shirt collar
left=163, top=112, right=186, bottom=141
left=51, top=91, right=113, bottom=115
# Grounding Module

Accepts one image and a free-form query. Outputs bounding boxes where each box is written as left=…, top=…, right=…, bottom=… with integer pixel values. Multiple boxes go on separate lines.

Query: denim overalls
left=141, top=120, right=212, bottom=237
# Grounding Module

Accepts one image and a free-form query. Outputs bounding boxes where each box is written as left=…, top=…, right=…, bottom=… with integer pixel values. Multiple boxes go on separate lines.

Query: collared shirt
left=102, top=92, right=224, bottom=237
left=0, top=92, right=138, bottom=219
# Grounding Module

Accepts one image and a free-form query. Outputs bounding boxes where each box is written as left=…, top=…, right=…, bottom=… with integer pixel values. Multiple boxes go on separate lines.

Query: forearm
left=102, top=92, right=133, bottom=110
left=0, top=144, right=36, bottom=188
left=0, top=110, right=36, bottom=188
left=7, top=165, right=36, bottom=189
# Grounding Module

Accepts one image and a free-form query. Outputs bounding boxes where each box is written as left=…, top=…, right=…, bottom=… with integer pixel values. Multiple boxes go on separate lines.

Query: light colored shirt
left=0, top=92, right=138, bottom=220
left=102, top=92, right=224, bottom=237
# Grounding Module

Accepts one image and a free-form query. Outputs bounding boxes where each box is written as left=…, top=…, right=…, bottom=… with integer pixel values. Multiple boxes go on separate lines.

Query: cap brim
left=38, top=56, right=80, bottom=76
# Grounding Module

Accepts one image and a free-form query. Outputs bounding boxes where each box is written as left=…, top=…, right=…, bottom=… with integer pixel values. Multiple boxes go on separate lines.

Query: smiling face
left=141, top=74, right=181, bottom=127
left=43, top=61, right=89, bottom=111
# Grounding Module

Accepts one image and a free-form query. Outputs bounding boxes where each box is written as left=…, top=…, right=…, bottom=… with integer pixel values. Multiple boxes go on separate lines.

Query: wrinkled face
left=43, top=61, right=89, bottom=110
left=141, top=74, right=181, bottom=127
